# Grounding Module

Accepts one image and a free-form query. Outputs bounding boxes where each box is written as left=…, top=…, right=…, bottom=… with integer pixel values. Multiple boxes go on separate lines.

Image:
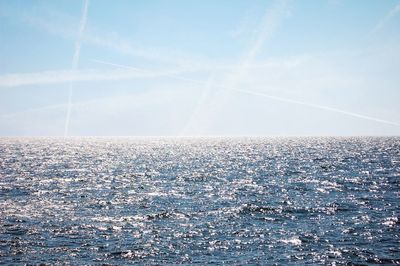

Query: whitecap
left=281, top=236, right=302, bottom=246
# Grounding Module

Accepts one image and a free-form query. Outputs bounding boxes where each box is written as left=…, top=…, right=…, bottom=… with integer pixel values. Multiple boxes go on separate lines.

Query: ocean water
left=0, top=137, right=399, bottom=265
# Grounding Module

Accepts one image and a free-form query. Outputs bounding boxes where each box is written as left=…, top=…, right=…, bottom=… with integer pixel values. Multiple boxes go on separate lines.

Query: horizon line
left=0, top=135, right=399, bottom=138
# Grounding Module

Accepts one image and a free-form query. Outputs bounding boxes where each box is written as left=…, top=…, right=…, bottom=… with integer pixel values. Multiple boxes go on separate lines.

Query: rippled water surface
left=0, top=137, right=399, bottom=265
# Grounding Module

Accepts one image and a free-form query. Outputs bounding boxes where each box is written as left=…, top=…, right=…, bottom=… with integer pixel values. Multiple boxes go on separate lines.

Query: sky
left=0, top=0, right=400, bottom=136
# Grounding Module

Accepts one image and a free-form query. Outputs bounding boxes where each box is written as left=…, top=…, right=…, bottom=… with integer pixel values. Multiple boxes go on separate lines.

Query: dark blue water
left=0, top=137, right=399, bottom=265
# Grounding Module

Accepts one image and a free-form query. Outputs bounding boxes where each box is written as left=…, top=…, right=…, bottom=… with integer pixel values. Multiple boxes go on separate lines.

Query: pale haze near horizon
left=0, top=0, right=400, bottom=136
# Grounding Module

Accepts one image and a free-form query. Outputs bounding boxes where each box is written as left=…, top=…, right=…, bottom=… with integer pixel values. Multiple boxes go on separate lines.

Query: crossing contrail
left=93, top=59, right=400, bottom=127
left=179, top=0, right=290, bottom=135
left=64, top=0, right=90, bottom=137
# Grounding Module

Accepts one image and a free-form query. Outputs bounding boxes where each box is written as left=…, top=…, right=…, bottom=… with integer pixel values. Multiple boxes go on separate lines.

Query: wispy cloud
left=371, top=3, right=400, bottom=34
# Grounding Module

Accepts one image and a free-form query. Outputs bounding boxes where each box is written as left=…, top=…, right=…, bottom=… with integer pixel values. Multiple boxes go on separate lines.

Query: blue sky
left=0, top=0, right=399, bottom=136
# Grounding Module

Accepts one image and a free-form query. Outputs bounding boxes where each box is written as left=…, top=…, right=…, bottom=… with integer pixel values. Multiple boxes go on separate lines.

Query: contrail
left=93, top=59, right=400, bottom=127
left=231, top=89, right=400, bottom=127
left=64, top=0, right=90, bottom=137
left=371, top=3, right=400, bottom=34
left=180, top=72, right=219, bottom=135
left=235, top=0, right=289, bottom=83
left=92, top=59, right=215, bottom=86
left=180, top=0, right=290, bottom=135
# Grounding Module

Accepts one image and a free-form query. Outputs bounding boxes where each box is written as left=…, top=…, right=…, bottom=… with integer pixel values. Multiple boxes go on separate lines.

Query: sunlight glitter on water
left=0, top=137, right=399, bottom=264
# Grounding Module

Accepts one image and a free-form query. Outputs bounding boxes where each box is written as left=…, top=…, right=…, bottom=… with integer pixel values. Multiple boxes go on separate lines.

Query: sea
left=0, top=137, right=399, bottom=265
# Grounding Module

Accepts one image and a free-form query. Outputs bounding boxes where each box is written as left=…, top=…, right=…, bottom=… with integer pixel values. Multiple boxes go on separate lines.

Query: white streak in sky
left=64, top=0, right=89, bottom=137
left=242, top=1, right=288, bottom=69
left=181, top=0, right=291, bottom=135
left=17, top=9, right=215, bottom=69
left=93, top=59, right=400, bottom=127
left=0, top=58, right=307, bottom=88
left=231, top=89, right=400, bottom=127
left=371, top=3, right=400, bottom=34
left=93, top=59, right=209, bottom=86
left=0, top=68, right=185, bottom=87
left=229, top=0, right=290, bottom=87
